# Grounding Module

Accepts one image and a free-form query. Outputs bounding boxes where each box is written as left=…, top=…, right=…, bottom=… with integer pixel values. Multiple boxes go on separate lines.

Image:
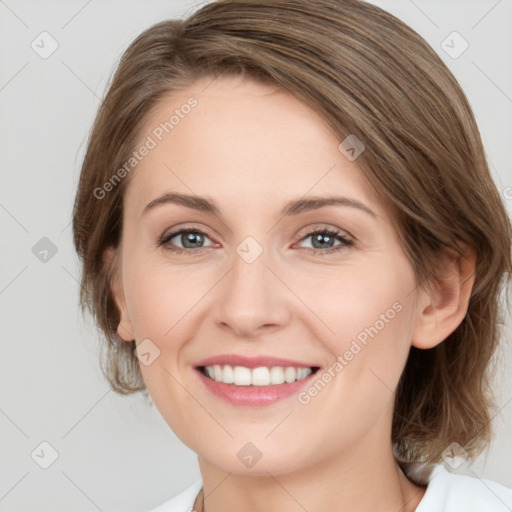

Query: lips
left=193, top=353, right=321, bottom=407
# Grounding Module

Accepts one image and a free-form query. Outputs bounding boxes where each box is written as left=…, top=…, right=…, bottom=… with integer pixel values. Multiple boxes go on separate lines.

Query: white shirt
left=148, top=464, right=512, bottom=511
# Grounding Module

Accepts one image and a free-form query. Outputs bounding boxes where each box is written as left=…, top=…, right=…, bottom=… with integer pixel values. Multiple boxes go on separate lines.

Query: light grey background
left=0, top=1, right=511, bottom=510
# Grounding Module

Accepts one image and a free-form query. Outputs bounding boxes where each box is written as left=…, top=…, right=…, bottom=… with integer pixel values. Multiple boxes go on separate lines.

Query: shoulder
left=416, top=464, right=512, bottom=512
left=148, top=479, right=202, bottom=512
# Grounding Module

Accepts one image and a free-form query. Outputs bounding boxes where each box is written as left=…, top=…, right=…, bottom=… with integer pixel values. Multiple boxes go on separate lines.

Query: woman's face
left=112, top=75, right=425, bottom=475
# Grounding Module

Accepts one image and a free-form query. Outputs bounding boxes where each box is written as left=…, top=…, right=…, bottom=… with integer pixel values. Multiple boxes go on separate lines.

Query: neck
left=195, top=429, right=426, bottom=512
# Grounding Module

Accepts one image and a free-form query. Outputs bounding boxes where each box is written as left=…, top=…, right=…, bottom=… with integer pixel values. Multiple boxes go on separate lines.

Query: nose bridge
left=214, top=234, right=289, bottom=336
left=231, top=237, right=269, bottom=292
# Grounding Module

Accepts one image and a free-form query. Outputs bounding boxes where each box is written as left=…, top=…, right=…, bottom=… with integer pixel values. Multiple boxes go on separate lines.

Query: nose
left=214, top=246, right=291, bottom=339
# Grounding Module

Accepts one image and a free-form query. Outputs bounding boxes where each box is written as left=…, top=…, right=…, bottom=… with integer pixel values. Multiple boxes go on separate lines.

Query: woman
left=72, top=0, right=512, bottom=510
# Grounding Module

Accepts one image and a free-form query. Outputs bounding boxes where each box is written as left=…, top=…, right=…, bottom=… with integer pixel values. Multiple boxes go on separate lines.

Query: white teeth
left=213, top=365, right=223, bottom=382
left=296, top=367, right=310, bottom=380
left=203, top=364, right=313, bottom=386
left=233, top=366, right=252, bottom=385
left=222, top=364, right=234, bottom=384
left=270, top=366, right=285, bottom=385
left=251, top=367, right=270, bottom=386
left=284, top=367, right=296, bottom=383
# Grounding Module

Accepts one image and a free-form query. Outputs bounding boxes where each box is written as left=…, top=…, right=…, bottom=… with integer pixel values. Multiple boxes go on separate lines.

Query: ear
left=103, top=247, right=134, bottom=342
left=411, top=243, right=477, bottom=349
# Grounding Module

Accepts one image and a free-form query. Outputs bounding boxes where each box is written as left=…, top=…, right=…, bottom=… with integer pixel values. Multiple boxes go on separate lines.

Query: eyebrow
left=142, top=192, right=376, bottom=218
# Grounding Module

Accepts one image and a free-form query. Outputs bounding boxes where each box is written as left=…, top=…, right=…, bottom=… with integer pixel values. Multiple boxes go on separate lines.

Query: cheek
left=121, top=258, right=201, bottom=435
left=122, top=256, right=202, bottom=340
left=300, top=257, right=417, bottom=402
left=298, top=258, right=415, bottom=346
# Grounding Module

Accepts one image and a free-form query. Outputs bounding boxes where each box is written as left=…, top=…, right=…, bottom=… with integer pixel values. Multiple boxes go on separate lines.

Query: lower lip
left=195, top=368, right=318, bottom=407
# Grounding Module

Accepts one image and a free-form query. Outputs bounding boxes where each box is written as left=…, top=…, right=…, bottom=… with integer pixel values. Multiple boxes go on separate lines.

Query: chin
left=198, top=442, right=311, bottom=477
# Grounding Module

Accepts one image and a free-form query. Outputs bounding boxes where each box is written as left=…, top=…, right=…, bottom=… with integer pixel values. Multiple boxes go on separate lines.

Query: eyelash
left=157, top=225, right=354, bottom=257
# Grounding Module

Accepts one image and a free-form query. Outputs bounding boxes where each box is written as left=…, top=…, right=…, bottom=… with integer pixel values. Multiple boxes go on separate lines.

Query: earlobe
left=104, top=247, right=135, bottom=342
left=411, top=244, right=477, bottom=350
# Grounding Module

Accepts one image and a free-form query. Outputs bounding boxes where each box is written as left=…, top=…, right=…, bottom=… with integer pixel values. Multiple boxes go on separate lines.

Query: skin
left=108, top=75, right=476, bottom=512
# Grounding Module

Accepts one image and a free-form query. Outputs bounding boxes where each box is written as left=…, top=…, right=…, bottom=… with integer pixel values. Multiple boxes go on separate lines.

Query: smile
left=200, top=364, right=318, bottom=386
left=195, top=364, right=321, bottom=407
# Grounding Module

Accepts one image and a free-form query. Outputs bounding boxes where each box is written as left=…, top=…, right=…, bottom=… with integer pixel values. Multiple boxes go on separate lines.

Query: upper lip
left=194, top=354, right=318, bottom=369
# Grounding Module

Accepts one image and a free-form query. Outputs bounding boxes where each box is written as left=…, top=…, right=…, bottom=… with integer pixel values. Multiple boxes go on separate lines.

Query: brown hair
left=72, top=0, right=511, bottom=464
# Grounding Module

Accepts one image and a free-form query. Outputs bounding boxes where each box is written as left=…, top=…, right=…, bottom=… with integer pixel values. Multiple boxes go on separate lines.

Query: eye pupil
left=312, top=233, right=334, bottom=249
left=183, top=231, right=204, bottom=248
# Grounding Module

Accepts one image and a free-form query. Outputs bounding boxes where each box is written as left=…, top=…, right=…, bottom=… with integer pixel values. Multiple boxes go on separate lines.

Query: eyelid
left=160, top=222, right=214, bottom=239
left=158, top=223, right=218, bottom=247
left=298, top=224, right=354, bottom=241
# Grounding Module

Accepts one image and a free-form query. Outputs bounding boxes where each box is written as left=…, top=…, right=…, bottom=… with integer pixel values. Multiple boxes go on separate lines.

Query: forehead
left=123, top=75, right=381, bottom=218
